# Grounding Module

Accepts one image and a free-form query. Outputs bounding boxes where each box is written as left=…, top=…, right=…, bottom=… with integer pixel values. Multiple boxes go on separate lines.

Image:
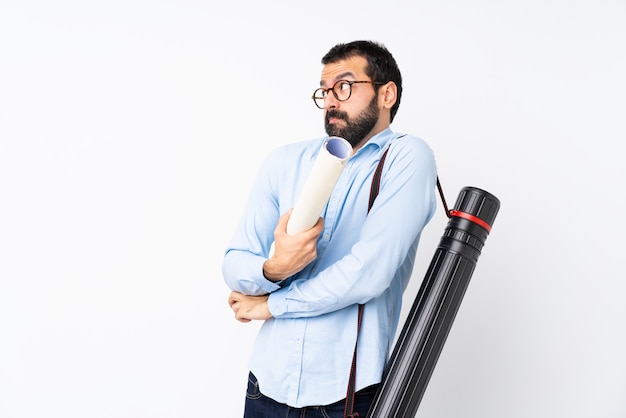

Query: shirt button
left=323, top=234, right=330, bottom=240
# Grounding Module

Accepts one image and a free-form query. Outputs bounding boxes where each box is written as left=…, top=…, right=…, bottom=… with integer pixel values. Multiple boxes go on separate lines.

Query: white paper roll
left=286, top=137, right=353, bottom=235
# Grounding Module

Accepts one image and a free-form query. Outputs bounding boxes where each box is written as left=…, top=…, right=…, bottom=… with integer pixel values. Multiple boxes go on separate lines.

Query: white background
left=1, top=1, right=625, bottom=417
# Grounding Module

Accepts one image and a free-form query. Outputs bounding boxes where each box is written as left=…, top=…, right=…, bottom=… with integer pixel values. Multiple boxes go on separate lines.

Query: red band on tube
left=449, top=209, right=492, bottom=232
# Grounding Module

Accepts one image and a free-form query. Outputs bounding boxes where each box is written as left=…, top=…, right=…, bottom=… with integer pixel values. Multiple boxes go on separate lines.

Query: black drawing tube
left=367, top=186, right=500, bottom=418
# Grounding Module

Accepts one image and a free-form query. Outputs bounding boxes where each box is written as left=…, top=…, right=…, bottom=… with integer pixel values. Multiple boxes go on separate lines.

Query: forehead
left=319, top=56, right=369, bottom=87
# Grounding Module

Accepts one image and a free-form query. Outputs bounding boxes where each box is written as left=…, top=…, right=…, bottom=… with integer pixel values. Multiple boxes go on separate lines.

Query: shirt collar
left=354, top=127, right=395, bottom=155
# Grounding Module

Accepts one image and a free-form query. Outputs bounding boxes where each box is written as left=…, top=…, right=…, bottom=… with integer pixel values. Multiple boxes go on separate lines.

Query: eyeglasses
left=312, top=80, right=385, bottom=109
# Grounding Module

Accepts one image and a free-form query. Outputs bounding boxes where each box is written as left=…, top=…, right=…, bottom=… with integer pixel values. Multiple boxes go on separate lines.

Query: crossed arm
left=227, top=209, right=324, bottom=323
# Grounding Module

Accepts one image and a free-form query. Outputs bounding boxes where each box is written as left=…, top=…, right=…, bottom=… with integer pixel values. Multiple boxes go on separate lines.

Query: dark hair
left=321, top=40, right=403, bottom=122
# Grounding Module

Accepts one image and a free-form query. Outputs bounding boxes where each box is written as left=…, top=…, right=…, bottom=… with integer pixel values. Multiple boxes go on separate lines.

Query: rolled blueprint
left=367, top=186, right=500, bottom=418
left=286, top=137, right=353, bottom=235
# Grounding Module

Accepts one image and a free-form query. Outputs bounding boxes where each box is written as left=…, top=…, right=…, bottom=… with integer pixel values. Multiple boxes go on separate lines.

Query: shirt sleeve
left=268, top=136, right=438, bottom=318
left=221, top=149, right=284, bottom=296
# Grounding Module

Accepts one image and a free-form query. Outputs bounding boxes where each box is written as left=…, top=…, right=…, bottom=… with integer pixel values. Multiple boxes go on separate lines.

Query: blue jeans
left=244, top=372, right=378, bottom=418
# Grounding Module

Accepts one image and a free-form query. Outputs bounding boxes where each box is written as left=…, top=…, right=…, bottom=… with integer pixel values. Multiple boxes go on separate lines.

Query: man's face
left=325, top=95, right=379, bottom=149
left=319, top=56, right=382, bottom=149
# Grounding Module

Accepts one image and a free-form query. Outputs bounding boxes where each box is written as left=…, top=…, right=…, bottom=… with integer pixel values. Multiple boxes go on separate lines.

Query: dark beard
left=324, top=96, right=379, bottom=148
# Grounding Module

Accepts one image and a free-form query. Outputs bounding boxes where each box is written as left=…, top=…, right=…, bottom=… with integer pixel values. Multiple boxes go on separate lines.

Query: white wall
left=1, top=1, right=624, bottom=417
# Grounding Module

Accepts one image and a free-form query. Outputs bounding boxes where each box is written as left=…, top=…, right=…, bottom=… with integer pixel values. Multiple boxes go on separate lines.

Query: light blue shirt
left=222, top=128, right=437, bottom=407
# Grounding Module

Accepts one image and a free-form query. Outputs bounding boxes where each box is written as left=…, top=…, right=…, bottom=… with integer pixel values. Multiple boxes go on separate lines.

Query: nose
left=324, top=92, right=340, bottom=110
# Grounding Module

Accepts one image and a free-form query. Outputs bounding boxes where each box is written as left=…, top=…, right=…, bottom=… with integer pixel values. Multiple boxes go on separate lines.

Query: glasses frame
left=312, top=80, right=386, bottom=109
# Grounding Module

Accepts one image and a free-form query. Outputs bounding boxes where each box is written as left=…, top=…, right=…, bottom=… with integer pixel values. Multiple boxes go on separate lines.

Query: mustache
left=326, top=109, right=348, bottom=122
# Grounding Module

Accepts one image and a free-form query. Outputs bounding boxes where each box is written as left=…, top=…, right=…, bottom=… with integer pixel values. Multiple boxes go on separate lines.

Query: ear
left=379, top=81, right=397, bottom=110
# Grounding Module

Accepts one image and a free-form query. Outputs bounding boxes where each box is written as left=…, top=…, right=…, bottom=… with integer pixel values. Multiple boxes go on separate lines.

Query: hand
left=263, top=209, right=324, bottom=282
left=228, top=291, right=271, bottom=323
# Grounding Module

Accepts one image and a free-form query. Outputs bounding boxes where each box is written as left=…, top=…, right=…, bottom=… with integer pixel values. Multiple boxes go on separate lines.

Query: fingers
left=232, top=302, right=252, bottom=323
left=307, top=216, right=324, bottom=237
left=228, top=291, right=252, bottom=323
left=228, top=291, right=242, bottom=307
left=274, top=209, right=292, bottom=237
left=312, top=216, right=324, bottom=229
left=278, top=208, right=293, bottom=225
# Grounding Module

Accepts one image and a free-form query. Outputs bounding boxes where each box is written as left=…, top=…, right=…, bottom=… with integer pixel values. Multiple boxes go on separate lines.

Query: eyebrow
left=320, top=71, right=357, bottom=87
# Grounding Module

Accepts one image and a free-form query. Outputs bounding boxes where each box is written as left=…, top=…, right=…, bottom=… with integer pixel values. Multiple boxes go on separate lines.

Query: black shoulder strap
left=368, top=146, right=390, bottom=213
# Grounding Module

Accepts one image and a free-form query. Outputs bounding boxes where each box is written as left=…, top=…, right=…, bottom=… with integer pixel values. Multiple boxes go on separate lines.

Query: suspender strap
left=368, top=147, right=389, bottom=212
left=436, top=176, right=452, bottom=218
left=344, top=303, right=365, bottom=418
left=344, top=145, right=390, bottom=418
